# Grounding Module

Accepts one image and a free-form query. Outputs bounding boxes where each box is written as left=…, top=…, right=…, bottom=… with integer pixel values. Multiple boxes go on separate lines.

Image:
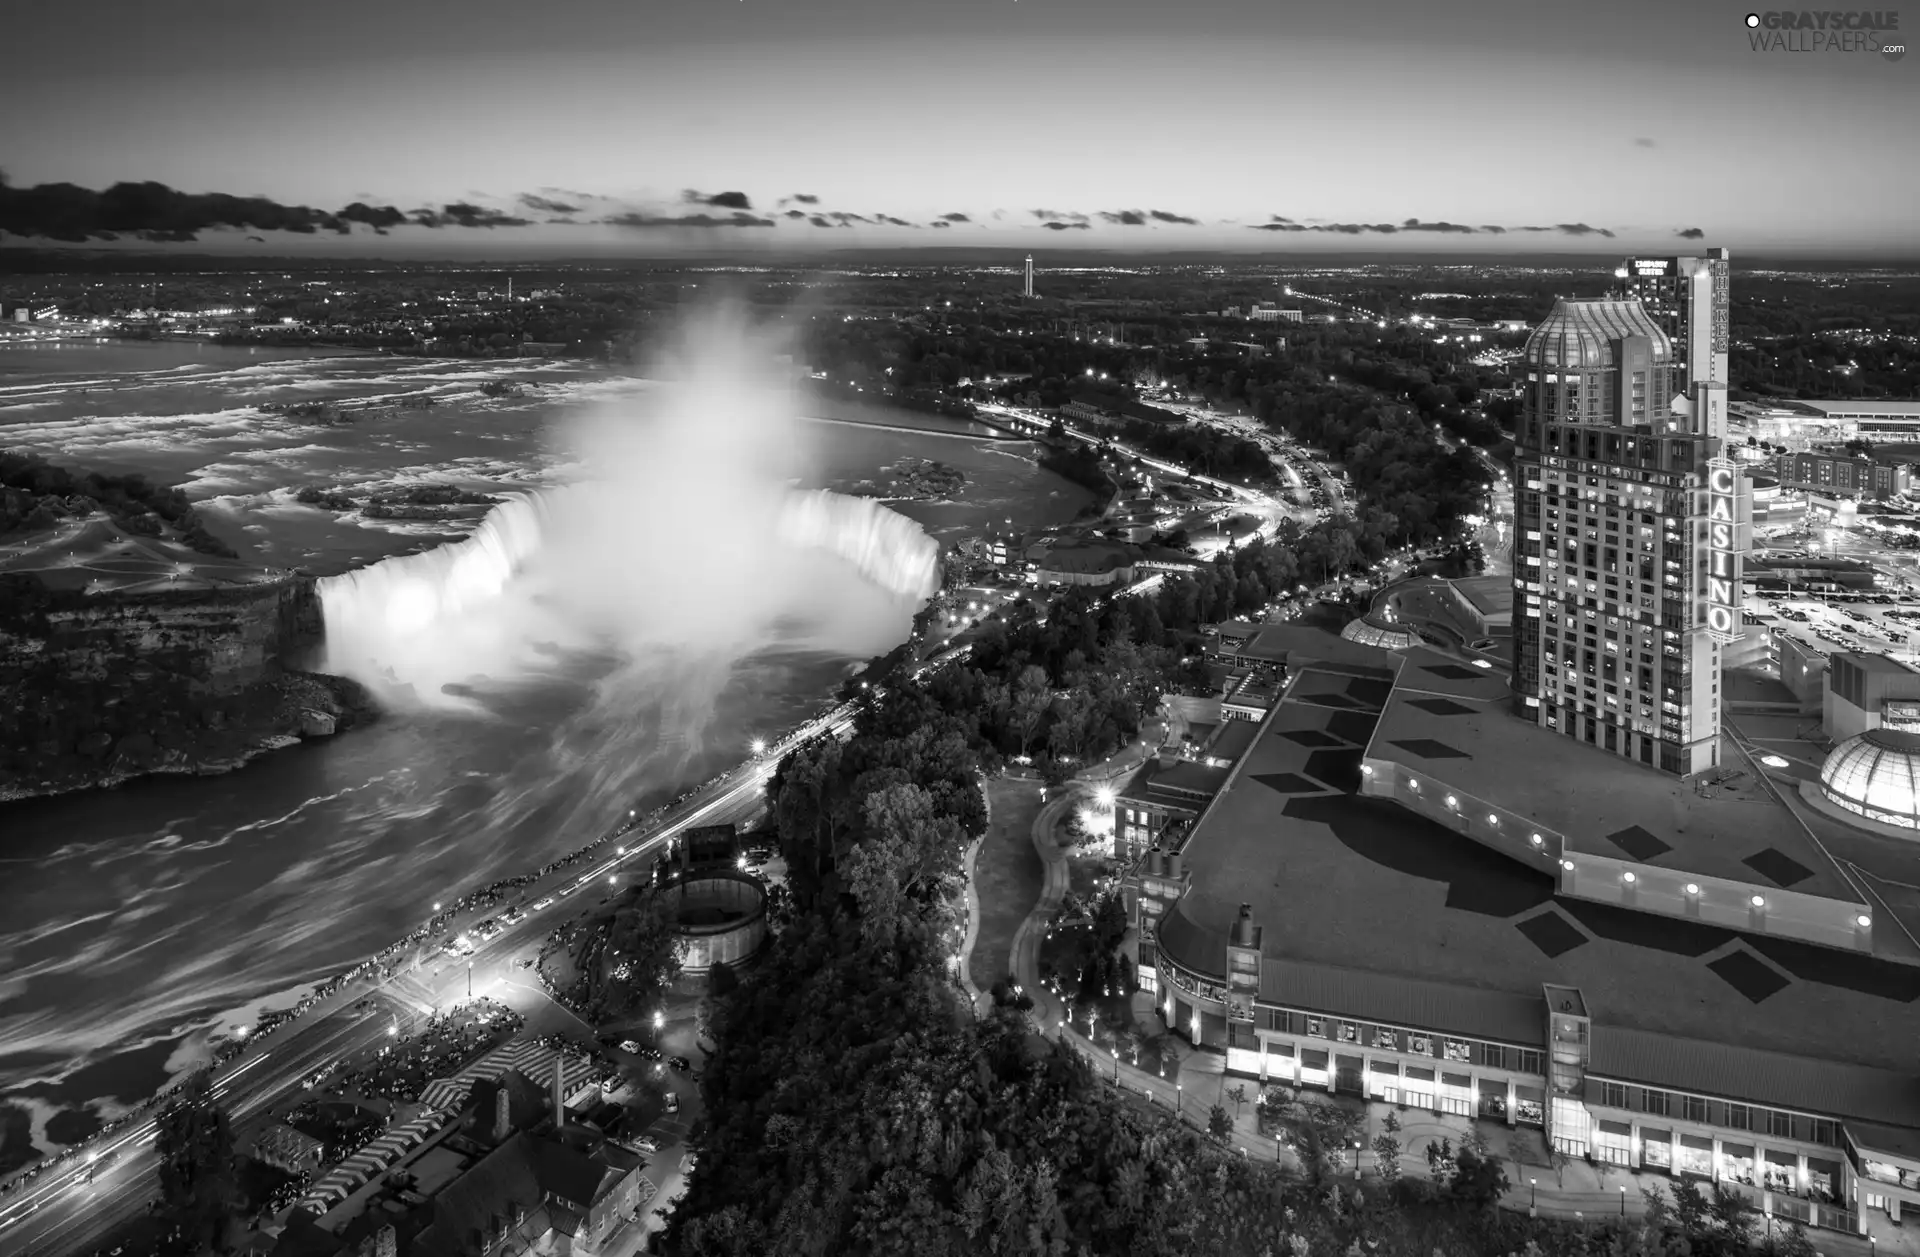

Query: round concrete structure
left=1821, top=728, right=1920, bottom=831
left=664, top=872, right=768, bottom=973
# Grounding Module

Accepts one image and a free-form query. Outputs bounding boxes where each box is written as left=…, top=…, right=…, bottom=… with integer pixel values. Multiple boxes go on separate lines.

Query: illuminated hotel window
left=1306, top=1017, right=1325, bottom=1038
left=1444, top=1039, right=1471, bottom=1063
left=1338, top=1023, right=1358, bottom=1043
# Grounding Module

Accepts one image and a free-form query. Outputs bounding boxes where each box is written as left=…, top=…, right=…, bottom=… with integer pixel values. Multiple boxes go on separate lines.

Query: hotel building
left=1617, top=250, right=1731, bottom=404
left=1512, top=285, right=1744, bottom=776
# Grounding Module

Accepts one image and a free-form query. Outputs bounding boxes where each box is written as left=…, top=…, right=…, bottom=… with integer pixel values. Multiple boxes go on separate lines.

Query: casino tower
left=1510, top=253, right=1745, bottom=775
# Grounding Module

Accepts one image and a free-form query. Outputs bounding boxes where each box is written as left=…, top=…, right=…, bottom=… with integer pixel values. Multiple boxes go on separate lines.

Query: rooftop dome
left=1820, top=727, right=1920, bottom=831
left=1521, top=298, right=1673, bottom=370
left=1341, top=614, right=1420, bottom=651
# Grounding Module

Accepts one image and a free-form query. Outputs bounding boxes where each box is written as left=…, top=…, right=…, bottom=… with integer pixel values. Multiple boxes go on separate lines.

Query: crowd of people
left=326, top=1000, right=524, bottom=1106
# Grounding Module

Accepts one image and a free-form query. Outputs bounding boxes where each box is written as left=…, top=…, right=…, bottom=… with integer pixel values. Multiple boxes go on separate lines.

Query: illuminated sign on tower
left=1707, top=457, right=1743, bottom=642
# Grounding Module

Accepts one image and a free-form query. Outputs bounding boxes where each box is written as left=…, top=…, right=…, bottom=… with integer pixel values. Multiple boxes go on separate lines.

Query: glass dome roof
left=1522, top=298, right=1673, bottom=370
left=1820, top=727, right=1920, bottom=830
left=1341, top=615, right=1420, bottom=651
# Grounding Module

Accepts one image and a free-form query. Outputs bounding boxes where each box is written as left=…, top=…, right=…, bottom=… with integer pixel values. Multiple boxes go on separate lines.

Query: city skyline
left=3, top=0, right=1914, bottom=258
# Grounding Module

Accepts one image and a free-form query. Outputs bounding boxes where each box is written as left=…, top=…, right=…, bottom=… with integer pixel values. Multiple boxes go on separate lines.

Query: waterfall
left=316, top=485, right=939, bottom=705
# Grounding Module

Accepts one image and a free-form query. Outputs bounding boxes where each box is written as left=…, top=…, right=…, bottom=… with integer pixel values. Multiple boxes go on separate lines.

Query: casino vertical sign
left=1706, top=457, right=1745, bottom=642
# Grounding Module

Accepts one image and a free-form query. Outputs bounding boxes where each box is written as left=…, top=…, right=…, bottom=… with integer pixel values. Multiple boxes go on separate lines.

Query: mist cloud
left=318, top=303, right=938, bottom=730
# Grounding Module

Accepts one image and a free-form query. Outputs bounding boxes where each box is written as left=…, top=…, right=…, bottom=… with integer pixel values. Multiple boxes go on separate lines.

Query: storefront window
left=1676, top=1137, right=1714, bottom=1178
left=1721, top=1144, right=1756, bottom=1186
left=1763, top=1152, right=1798, bottom=1196
left=1807, top=1158, right=1842, bottom=1204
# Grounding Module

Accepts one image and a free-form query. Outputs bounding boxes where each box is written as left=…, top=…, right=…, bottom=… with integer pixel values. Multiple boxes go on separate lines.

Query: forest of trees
left=0, top=450, right=236, bottom=556
left=665, top=554, right=1819, bottom=1255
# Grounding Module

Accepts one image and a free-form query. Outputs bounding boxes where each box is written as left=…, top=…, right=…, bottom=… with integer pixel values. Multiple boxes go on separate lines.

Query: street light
left=1176, top=1083, right=1183, bottom=1114
left=1620, top=1185, right=1627, bottom=1217
left=1530, top=1178, right=1537, bottom=1210
left=467, top=961, right=472, bottom=999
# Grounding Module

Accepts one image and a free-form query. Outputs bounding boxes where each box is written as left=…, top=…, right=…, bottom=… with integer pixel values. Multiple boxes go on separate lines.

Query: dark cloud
left=931, top=220, right=951, bottom=229
left=545, top=217, right=578, bottom=225
left=1400, top=219, right=1476, bottom=233
left=1320, top=223, right=1401, bottom=234
left=824, top=211, right=871, bottom=226
left=245, top=234, right=265, bottom=242
left=939, top=212, right=970, bottom=223
left=1030, top=209, right=1089, bottom=224
left=783, top=209, right=808, bottom=220
left=1250, top=221, right=1308, bottom=232
left=792, top=193, right=819, bottom=204
left=1556, top=222, right=1615, bottom=238
left=339, top=202, right=407, bottom=230
left=1517, top=226, right=1555, bottom=232
left=1634, top=137, right=1657, bottom=148
left=1479, top=225, right=1507, bottom=234
left=415, top=203, right=532, bottom=229
left=1042, top=220, right=1090, bottom=231
left=1676, top=227, right=1705, bottom=239
left=0, top=179, right=353, bottom=241
left=1099, top=210, right=1148, bottom=226
left=603, top=211, right=776, bottom=229
left=1149, top=210, right=1198, bottom=225
left=807, top=215, right=840, bottom=228
left=682, top=189, right=753, bottom=210
left=874, top=214, right=916, bottom=227
left=518, top=193, right=581, bottom=215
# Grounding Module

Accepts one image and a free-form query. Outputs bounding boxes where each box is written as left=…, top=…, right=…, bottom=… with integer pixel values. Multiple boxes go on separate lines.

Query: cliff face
left=0, top=571, right=372, bottom=800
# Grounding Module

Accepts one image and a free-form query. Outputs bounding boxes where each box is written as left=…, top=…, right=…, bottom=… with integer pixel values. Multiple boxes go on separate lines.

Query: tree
left=1225, top=1083, right=1248, bottom=1123
left=1010, top=665, right=1051, bottom=756
left=1207, top=1103, right=1233, bottom=1142
left=601, top=894, right=684, bottom=1018
left=1371, top=1110, right=1402, bottom=1185
left=154, top=1080, right=239, bottom=1252
left=1450, top=1144, right=1508, bottom=1208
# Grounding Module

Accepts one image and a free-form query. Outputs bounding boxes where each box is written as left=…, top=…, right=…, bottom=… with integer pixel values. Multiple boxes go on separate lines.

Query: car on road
left=668, top=1055, right=692, bottom=1072
left=664, top=1091, right=680, bottom=1113
left=532, top=897, right=554, bottom=910
left=633, top=1134, right=660, bottom=1153
left=619, top=1040, right=641, bottom=1053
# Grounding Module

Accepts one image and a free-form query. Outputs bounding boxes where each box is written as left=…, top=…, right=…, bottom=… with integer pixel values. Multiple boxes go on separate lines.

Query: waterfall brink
left=316, top=484, right=938, bottom=707
left=777, top=489, right=942, bottom=603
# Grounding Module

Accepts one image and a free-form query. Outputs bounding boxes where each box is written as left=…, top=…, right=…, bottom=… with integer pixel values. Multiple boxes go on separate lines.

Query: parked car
left=620, top=1040, right=641, bottom=1054
left=633, top=1134, right=660, bottom=1153
left=668, top=1056, right=692, bottom=1072
left=663, top=1092, right=680, bottom=1114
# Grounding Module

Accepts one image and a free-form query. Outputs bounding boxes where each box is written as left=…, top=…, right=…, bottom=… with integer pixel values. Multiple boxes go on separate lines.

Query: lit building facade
left=1512, top=291, right=1746, bottom=776
left=1617, top=251, right=1730, bottom=405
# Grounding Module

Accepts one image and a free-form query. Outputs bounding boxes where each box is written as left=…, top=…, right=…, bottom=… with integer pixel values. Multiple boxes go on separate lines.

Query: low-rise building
left=253, top=1123, right=327, bottom=1175
left=1778, top=452, right=1911, bottom=500
left=1825, top=652, right=1920, bottom=743
left=1124, top=627, right=1920, bottom=1239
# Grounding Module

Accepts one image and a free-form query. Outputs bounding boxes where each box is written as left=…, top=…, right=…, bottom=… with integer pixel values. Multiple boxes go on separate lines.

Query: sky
left=3, top=0, right=1915, bottom=258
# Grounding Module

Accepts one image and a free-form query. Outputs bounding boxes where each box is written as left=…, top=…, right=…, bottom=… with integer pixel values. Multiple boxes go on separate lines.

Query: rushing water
left=0, top=339, right=1089, bottom=1170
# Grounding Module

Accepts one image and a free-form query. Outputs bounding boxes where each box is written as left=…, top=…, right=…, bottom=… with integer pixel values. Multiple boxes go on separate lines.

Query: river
left=0, top=340, right=1088, bottom=1172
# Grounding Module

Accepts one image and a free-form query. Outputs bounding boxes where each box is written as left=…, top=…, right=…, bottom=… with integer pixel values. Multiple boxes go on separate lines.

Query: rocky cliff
left=0, top=570, right=376, bottom=800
